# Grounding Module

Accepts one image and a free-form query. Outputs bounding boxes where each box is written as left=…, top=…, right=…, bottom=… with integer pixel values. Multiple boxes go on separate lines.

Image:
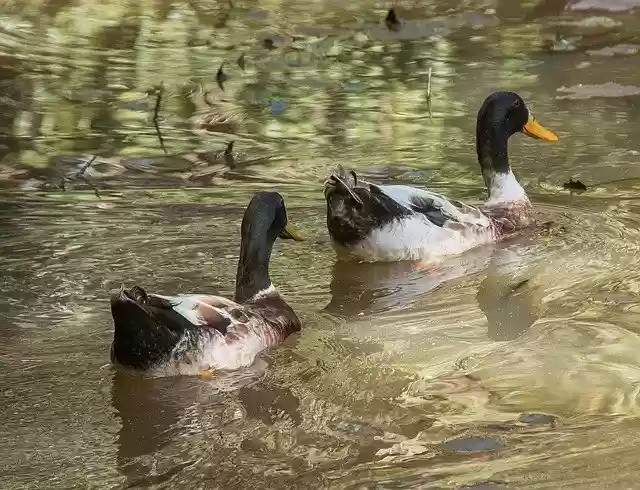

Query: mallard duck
left=109, top=191, right=304, bottom=377
left=324, top=91, right=559, bottom=263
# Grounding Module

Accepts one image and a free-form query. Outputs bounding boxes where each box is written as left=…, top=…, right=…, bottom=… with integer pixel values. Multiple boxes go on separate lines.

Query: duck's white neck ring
left=485, top=170, right=528, bottom=206
left=250, top=283, right=276, bottom=301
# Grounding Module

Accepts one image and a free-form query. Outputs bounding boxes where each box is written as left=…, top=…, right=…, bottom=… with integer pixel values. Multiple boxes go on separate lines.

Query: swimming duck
left=109, top=191, right=304, bottom=377
left=324, top=91, right=558, bottom=263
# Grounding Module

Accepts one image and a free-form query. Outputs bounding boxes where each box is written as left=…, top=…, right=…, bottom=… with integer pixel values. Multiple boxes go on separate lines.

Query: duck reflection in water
left=325, top=242, right=503, bottom=318
left=111, top=368, right=301, bottom=486
left=325, top=260, right=428, bottom=317
left=326, top=238, right=544, bottom=341
left=476, top=247, right=545, bottom=341
left=111, top=372, right=203, bottom=486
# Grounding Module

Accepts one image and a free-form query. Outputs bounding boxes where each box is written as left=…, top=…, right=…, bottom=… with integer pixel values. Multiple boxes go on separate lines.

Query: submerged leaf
left=385, top=8, right=401, bottom=31
left=216, top=63, right=227, bottom=91
left=563, top=178, right=587, bottom=192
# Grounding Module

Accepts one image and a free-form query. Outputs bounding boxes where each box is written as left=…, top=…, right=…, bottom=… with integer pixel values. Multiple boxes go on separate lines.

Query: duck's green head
left=241, top=191, right=304, bottom=244
left=477, top=91, right=559, bottom=143
left=235, top=191, right=304, bottom=302
left=476, top=92, right=558, bottom=178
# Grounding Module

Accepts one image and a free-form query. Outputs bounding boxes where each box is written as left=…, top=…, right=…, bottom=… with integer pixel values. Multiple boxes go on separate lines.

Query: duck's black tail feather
left=324, top=164, right=364, bottom=205
left=324, top=166, right=389, bottom=247
left=110, top=286, right=189, bottom=371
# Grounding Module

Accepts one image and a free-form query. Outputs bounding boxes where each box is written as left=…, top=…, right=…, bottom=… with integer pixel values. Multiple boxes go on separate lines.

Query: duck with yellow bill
left=109, top=191, right=304, bottom=377
left=324, top=91, right=559, bottom=263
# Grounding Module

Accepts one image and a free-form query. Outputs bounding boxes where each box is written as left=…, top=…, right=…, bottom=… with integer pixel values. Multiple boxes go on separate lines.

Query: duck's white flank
left=486, top=171, right=528, bottom=206
left=330, top=184, right=504, bottom=262
left=152, top=326, right=274, bottom=377
left=344, top=214, right=498, bottom=263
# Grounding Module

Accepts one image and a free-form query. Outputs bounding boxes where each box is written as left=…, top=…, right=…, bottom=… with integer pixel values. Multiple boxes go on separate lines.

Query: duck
left=109, top=191, right=304, bottom=377
left=324, top=91, right=559, bottom=263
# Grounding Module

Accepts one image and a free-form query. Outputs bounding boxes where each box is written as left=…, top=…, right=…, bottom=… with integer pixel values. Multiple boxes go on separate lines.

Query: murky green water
left=3, top=0, right=640, bottom=488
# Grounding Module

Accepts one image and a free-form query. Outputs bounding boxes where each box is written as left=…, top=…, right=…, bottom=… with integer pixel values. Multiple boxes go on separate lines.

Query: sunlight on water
left=2, top=0, right=640, bottom=488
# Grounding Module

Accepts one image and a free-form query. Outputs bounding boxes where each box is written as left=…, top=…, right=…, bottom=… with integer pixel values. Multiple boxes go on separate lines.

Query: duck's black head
left=476, top=91, right=558, bottom=177
left=235, top=192, right=304, bottom=303
left=241, top=192, right=303, bottom=244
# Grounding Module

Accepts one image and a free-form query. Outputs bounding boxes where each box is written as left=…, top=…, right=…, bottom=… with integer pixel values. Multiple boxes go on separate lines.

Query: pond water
left=3, top=0, right=640, bottom=488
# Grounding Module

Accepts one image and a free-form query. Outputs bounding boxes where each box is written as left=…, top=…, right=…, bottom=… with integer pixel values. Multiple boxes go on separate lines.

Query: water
left=2, top=0, right=640, bottom=488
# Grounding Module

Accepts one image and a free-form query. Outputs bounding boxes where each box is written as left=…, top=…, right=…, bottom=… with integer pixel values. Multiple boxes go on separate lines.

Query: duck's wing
left=370, top=184, right=492, bottom=229
left=150, top=293, right=239, bottom=335
left=153, top=292, right=302, bottom=361
left=110, top=287, right=233, bottom=371
left=150, top=293, right=295, bottom=342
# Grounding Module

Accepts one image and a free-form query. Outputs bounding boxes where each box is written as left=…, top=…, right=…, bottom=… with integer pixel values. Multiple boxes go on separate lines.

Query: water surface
left=2, top=0, right=640, bottom=488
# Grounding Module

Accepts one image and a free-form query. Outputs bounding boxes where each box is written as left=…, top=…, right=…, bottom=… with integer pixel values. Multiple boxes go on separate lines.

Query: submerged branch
left=79, top=154, right=97, bottom=175
left=152, top=83, right=167, bottom=155
left=78, top=174, right=101, bottom=199
left=426, top=67, right=433, bottom=120
left=60, top=154, right=101, bottom=198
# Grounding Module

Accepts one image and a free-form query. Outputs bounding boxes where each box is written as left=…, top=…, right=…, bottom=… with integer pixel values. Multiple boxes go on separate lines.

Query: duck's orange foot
left=414, top=261, right=435, bottom=271
left=198, top=367, right=216, bottom=378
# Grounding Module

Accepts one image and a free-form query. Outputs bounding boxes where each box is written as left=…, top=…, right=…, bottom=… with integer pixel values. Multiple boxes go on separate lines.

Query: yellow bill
left=280, top=223, right=305, bottom=241
left=522, top=115, right=559, bottom=141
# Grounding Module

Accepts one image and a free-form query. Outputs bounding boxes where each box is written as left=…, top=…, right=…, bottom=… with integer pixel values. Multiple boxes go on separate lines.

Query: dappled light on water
left=3, top=0, right=640, bottom=488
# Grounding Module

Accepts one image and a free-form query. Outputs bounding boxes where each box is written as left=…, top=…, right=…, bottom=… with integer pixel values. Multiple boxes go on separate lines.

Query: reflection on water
left=477, top=246, right=545, bottom=341
left=3, top=0, right=640, bottom=488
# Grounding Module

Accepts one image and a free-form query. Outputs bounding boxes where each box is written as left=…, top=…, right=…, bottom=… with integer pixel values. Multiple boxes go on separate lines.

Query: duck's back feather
left=371, top=184, right=492, bottom=229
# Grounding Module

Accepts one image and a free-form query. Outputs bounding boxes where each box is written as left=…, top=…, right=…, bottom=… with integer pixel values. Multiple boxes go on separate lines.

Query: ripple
left=517, top=412, right=559, bottom=426
left=556, top=82, right=640, bottom=99
left=443, top=435, right=504, bottom=453
left=458, top=481, right=516, bottom=490
left=3, top=1, right=640, bottom=488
